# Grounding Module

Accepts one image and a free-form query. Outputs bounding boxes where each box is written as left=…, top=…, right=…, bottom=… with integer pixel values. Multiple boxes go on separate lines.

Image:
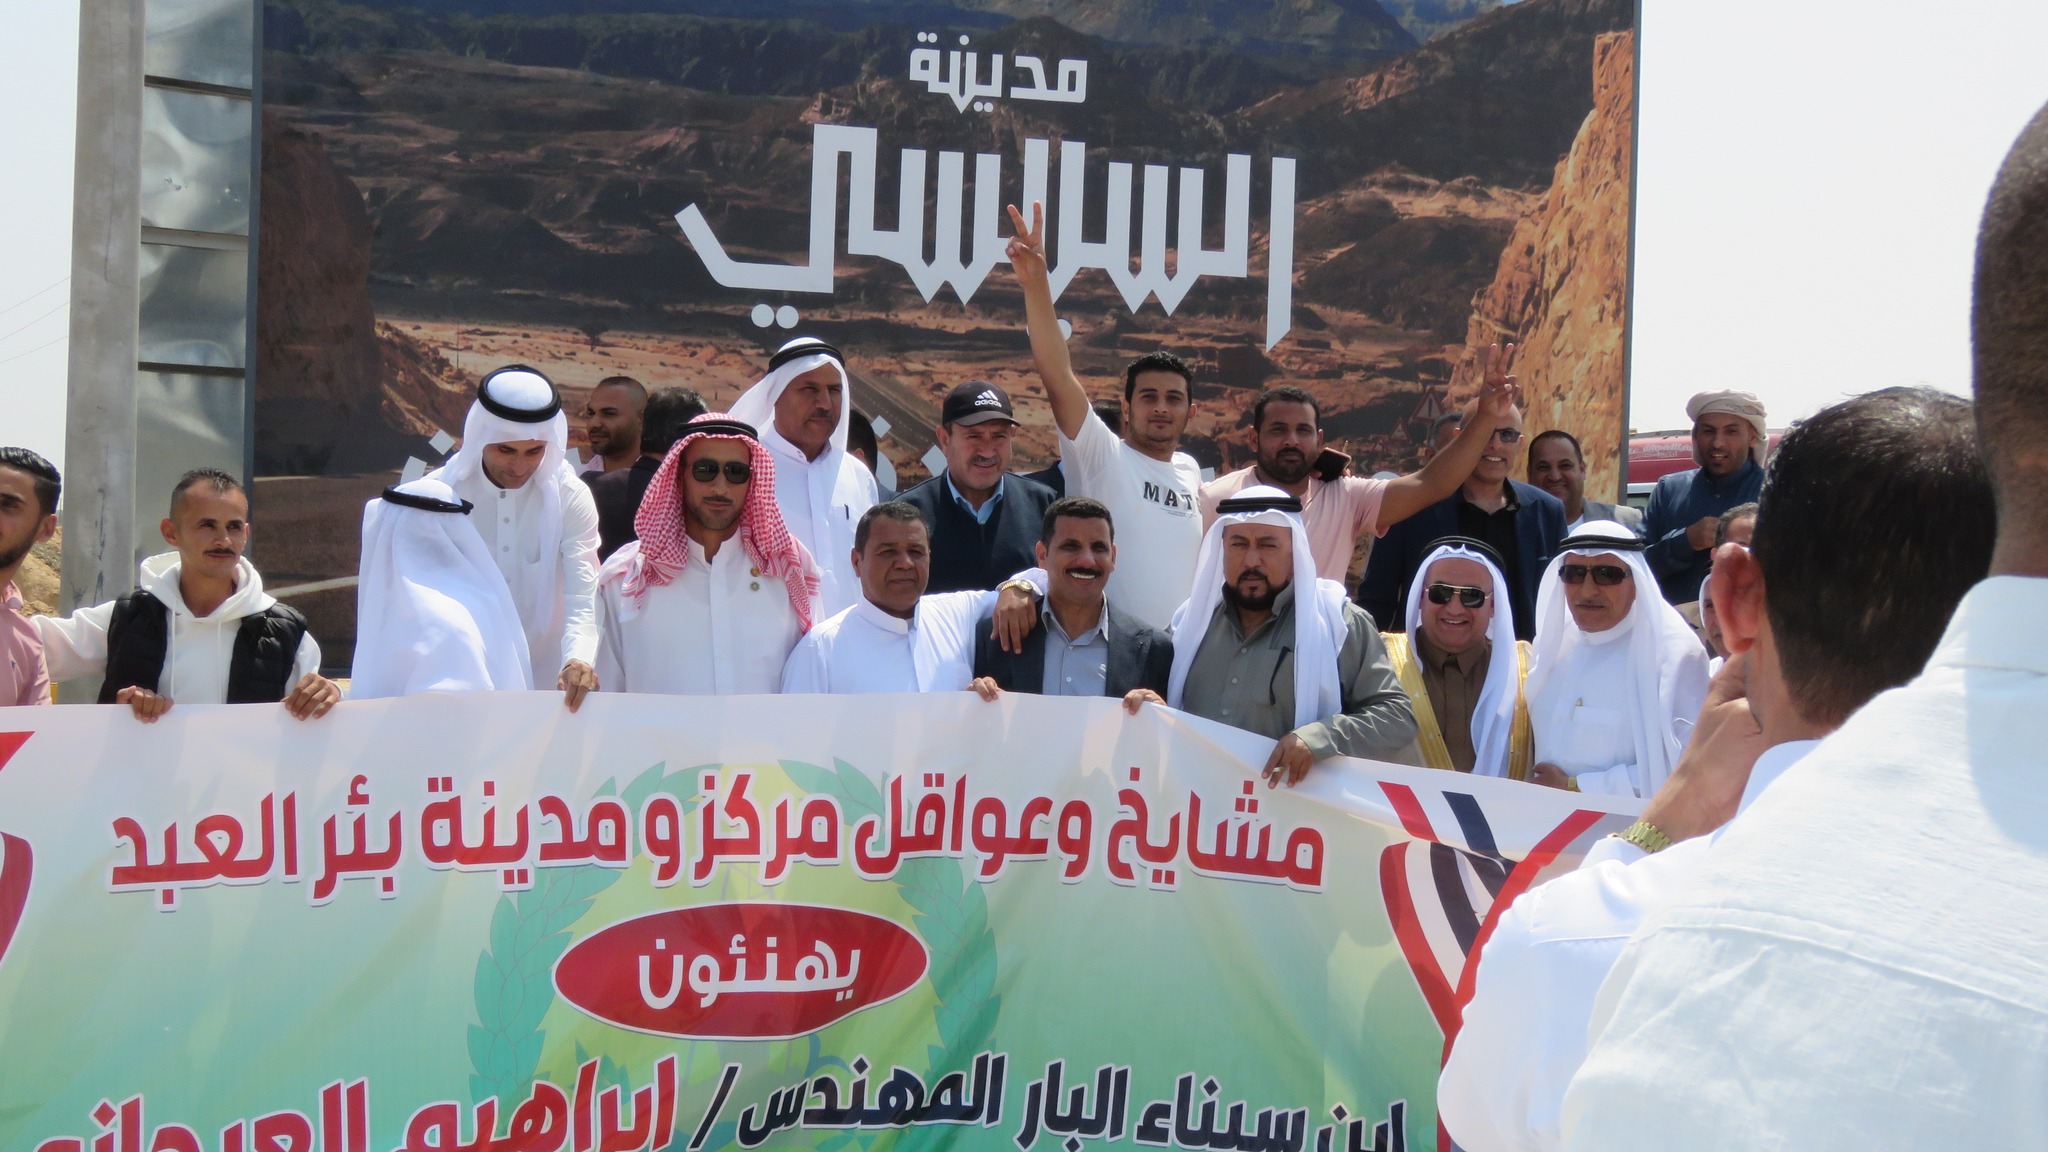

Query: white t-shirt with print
left=1058, top=410, right=1203, bottom=632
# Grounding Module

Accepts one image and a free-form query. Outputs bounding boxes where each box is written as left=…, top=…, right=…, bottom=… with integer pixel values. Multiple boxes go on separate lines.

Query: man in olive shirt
left=1129, top=487, right=1417, bottom=786
left=1379, top=537, right=1535, bottom=779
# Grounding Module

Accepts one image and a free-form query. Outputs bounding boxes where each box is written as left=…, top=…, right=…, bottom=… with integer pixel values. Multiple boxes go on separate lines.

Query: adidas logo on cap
left=975, top=389, right=1002, bottom=407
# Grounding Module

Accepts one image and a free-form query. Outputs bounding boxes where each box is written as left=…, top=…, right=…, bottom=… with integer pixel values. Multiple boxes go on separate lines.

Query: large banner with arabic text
left=252, top=0, right=1640, bottom=669
left=0, top=694, right=1639, bottom=1152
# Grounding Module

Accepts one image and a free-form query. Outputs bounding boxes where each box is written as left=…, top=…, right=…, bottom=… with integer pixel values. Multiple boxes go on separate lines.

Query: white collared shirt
left=450, top=467, right=600, bottom=685
left=762, top=427, right=877, bottom=619
left=1561, top=576, right=2048, bottom=1149
left=779, top=588, right=1000, bottom=694
left=1440, top=739, right=1821, bottom=1152
left=594, top=538, right=802, bottom=696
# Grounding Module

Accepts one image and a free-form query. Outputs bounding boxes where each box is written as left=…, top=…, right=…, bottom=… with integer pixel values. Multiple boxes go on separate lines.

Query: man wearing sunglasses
left=1523, top=522, right=1710, bottom=797
left=1359, top=389, right=1567, bottom=642
left=594, top=414, right=821, bottom=695
left=1379, top=537, right=1535, bottom=779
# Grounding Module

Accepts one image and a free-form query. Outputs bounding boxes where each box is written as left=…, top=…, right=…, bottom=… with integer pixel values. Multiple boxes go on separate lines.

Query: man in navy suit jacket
left=1358, top=406, right=1565, bottom=640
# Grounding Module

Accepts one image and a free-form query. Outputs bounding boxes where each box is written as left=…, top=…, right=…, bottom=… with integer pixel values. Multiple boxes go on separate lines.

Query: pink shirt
left=1, top=582, right=50, bottom=706
left=1200, top=468, right=1388, bottom=584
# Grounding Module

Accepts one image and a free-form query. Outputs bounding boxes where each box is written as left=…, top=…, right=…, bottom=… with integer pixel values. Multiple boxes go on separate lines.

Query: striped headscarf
left=600, top=413, right=820, bottom=630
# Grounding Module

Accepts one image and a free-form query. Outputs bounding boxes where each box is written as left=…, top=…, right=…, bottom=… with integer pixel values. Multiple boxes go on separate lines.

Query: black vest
left=97, top=592, right=310, bottom=704
left=898, top=472, right=1058, bottom=594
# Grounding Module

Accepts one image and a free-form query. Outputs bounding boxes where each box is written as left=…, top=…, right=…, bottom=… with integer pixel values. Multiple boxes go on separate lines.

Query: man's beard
left=1259, top=449, right=1313, bottom=486
left=0, top=535, right=34, bottom=572
left=1223, top=577, right=1288, bottom=614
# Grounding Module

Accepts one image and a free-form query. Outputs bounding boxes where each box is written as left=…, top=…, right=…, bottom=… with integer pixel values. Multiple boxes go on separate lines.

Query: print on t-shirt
left=1142, top=479, right=1198, bottom=514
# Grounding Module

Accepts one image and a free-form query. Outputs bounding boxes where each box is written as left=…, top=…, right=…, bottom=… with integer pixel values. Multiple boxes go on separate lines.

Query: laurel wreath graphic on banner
left=467, top=758, right=1001, bottom=1152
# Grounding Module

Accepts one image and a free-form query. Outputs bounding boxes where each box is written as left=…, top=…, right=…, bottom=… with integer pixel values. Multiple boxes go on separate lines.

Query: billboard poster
left=0, top=694, right=1639, bottom=1152
left=254, top=0, right=1638, bottom=666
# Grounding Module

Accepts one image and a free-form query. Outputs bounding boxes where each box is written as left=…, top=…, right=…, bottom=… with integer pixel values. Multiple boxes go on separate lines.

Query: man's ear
left=160, top=517, right=177, bottom=548
left=1034, top=540, right=1049, bottom=568
left=36, top=513, right=55, bottom=544
left=1708, top=542, right=1765, bottom=655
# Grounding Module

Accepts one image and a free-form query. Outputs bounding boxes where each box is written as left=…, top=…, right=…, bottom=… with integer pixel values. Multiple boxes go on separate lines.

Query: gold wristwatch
left=1612, top=820, right=1673, bottom=854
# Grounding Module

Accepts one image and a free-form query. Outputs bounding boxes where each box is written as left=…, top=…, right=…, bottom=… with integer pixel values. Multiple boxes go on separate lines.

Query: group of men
left=3, top=198, right=1776, bottom=801
left=7, top=99, right=2048, bottom=1144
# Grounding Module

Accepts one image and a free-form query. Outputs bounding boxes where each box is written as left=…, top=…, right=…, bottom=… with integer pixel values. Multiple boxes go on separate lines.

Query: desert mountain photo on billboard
left=256, top=0, right=1636, bottom=664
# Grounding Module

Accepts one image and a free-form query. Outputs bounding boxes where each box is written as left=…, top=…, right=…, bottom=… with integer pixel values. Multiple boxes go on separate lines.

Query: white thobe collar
left=1736, top=738, right=1823, bottom=815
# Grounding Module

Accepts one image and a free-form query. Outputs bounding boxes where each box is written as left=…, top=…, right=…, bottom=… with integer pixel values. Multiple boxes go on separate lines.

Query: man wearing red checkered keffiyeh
left=594, top=414, right=821, bottom=694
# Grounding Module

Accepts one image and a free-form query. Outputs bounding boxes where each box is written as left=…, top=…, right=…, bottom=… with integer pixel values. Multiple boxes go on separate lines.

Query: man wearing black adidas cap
left=898, top=380, right=1059, bottom=593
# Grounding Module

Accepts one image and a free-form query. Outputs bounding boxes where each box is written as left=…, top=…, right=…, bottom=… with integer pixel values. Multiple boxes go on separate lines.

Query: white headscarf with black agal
left=1404, top=536, right=1520, bottom=777
left=426, top=365, right=578, bottom=646
left=1525, top=520, right=1711, bottom=794
left=1166, top=486, right=1350, bottom=728
left=350, top=477, right=533, bottom=698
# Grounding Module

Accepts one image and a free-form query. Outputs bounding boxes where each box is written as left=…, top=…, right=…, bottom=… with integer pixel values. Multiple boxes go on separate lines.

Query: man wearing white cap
left=1642, top=391, right=1767, bottom=604
left=1379, top=536, right=1534, bottom=779
left=595, top=414, right=819, bottom=695
left=426, top=364, right=601, bottom=707
left=728, top=337, right=878, bottom=617
left=1524, top=522, right=1711, bottom=797
left=1128, top=487, right=1417, bottom=787
left=350, top=478, right=533, bottom=698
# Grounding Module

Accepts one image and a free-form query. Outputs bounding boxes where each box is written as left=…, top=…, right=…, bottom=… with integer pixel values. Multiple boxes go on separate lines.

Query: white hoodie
left=36, top=552, right=321, bottom=705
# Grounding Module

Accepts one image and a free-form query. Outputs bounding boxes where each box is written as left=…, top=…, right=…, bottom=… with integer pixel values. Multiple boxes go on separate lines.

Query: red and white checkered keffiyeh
left=601, top=413, right=821, bottom=630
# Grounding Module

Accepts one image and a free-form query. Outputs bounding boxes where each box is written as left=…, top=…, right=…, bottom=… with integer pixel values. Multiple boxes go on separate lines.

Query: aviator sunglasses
left=689, top=459, right=753, bottom=484
left=1559, top=563, right=1630, bottom=586
left=1425, top=583, right=1489, bottom=609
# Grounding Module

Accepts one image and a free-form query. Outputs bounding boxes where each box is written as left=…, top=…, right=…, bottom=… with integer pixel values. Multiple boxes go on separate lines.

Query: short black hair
left=169, top=468, right=243, bottom=516
left=0, top=448, right=60, bottom=518
left=1251, top=386, right=1320, bottom=429
left=1123, top=351, right=1192, bottom=404
left=854, top=500, right=926, bottom=552
left=1974, top=99, right=2048, bottom=522
left=1040, top=496, right=1114, bottom=546
left=846, top=409, right=880, bottom=466
left=1092, top=398, right=1123, bottom=436
left=641, top=387, right=708, bottom=455
left=1529, top=429, right=1583, bottom=462
left=1715, top=501, right=1758, bottom=547
left=592, top=375, right=648, bottom=405
left=1754, top=386, right=1993, bottom=727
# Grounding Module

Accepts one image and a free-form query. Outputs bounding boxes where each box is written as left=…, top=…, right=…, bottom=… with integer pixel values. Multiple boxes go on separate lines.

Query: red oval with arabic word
left=554, top=902, right=929, bottom=1039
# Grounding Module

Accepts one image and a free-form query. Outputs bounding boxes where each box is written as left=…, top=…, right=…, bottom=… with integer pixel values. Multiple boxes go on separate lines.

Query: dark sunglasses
left=1425, top=583, right=1489, bottom=609
left=689, top=460, right=753, bottom=484
left=1559, top=563, right=1630, bottom=586
left=1489, top=427, right=1524, bottom=444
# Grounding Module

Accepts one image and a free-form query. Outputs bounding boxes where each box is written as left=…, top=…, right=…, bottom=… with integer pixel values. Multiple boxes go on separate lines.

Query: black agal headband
left=476, top=365, right=562, bottom=422
left=380, top=487, right=475, bottom=514
left=767, top=339, right=845, bottom=373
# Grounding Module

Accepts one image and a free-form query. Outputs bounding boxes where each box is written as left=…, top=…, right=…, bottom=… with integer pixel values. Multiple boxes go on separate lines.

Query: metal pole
left=59, top=0, right=146, bottom=615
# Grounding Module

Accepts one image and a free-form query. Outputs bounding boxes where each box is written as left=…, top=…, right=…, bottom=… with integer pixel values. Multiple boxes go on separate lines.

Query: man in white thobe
left=728, top=337, right=878, bottom=617
left=596, top=414, right=819, bottom=695
left=1558, top=114, right=2048, bottom=1148
left=1439, top=386, right=1994, bottom=1152
left=350, top=477, right=534, bottom=698
left=780, top=502, right=1038, bottom=694
left=427, top=365, right=601, bottom=707
left=1523, top=522, right=1710, bottom=797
